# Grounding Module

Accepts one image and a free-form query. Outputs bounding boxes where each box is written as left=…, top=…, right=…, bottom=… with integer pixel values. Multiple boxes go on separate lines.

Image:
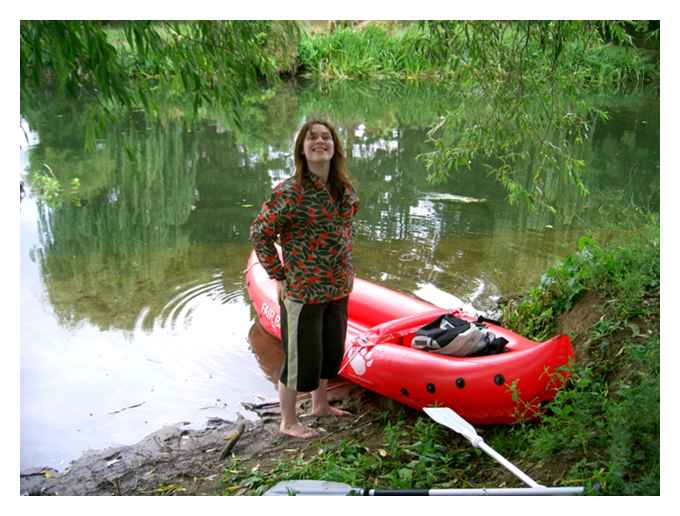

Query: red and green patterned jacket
left=249, top=172, right=359, bottom=304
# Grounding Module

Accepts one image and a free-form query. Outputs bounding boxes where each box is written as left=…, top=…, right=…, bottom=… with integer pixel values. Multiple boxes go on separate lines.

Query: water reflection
left=135, top=274, right=246, bottom=334
left=247, top=322, right=283, bottom=385
left=29, top=120, right=198, bottom=331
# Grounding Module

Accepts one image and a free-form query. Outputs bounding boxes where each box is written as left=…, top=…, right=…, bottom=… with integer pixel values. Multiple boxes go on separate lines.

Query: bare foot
left=279, top=422, right=319, bottom=439
left=310, top=405, right=352, bottom=417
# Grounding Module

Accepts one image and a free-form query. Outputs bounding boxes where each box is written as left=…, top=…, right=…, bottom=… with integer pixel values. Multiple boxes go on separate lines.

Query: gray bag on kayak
left=435, top=325, right=490, bottom=356
left=412, top=325, right=488, bottom=356
left=411, top=314, right=506, bottom=357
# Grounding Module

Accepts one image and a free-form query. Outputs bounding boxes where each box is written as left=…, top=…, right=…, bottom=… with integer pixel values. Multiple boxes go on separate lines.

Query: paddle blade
left=264, top=480, right=360, bottom=496
left=424, top=407, right=481, bottom=445
left=425, top=407, right=541, bottom=488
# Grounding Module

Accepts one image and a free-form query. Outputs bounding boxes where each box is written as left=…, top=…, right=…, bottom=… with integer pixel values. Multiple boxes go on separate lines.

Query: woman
left=249, top=118, right=359, bottom=438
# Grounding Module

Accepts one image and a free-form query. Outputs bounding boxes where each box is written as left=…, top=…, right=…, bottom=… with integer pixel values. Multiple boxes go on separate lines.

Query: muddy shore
left=20, top=383, right=380, bottom=496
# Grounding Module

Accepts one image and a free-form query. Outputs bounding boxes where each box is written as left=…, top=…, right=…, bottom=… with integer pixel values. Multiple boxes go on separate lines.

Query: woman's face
left=303, top=123, right=335, bottom=165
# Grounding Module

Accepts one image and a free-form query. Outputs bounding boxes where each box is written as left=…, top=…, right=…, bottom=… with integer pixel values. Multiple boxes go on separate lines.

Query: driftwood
left=242, top=401, right=280, bottom=412
left=108, top=402, right=146, bottom=415
left=220, top=421, right=246, bottom=460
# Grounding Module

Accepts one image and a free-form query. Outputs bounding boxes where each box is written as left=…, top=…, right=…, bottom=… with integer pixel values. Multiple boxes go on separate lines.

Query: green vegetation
left=20, top=21, right=301, bottom=117
left=504, top=215, right=659, bottom=340
left=295, top=21, right=659, bottom=210
left=222, top=412, right=482, bottom=495
left=221, top=215, right=660, bottom=495
left=297, top=23, right=447, bottom=80
left=503, top=214, right=659, bottom=495
left=297, top=21, right=658, bottom=86
left=411, top=21, right=658, bottom=211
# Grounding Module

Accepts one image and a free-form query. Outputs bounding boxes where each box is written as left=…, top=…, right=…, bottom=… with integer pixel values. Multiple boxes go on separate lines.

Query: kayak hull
left=245, top=250, right=574, bottom=424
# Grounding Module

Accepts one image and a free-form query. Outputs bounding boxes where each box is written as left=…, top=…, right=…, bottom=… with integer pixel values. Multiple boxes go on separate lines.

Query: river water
left=19, top=80, right=659, bottom=471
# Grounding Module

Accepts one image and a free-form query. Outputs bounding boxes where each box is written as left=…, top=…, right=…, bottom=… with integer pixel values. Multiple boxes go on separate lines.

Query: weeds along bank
left=501, top=214, right=660, bottom=495
left=222, top=215, right=660, bottom=496
left=295, top=21, right=659, bottom=89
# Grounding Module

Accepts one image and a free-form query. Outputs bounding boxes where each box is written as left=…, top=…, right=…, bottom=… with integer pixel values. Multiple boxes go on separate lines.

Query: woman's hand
left=276, top=279, right=287, bottom=300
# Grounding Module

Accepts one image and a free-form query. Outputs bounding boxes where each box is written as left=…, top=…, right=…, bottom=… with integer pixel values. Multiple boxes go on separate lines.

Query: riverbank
left=19, top=382, right=378, bottom=495
left=21, top=215, right=660, bottom=496
left=21, top=380, right=575, bottom=496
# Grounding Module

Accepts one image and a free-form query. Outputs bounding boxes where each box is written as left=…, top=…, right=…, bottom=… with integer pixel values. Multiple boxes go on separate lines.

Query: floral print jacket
left=249, top=172, right=359, bottom=304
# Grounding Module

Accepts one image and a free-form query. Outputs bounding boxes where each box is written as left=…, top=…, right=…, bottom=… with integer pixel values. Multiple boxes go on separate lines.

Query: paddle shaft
left=264, top=481, right=583, bottom=496
left=477, top=441, right=542, bottom=488
left=366, top=487, right=583, bottom=496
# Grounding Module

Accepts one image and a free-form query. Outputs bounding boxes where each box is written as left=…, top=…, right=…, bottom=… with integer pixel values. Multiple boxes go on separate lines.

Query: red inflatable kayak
left=246, top=250, right=574, bottom=424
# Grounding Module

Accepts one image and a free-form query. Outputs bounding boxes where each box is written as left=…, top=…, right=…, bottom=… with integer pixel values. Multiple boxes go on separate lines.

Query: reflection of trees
left=584, top=98, right=660, bottom=212
left=505, top=95, right=660, bottom=232
left=311, top=82, right=659, bottom=308
left=26, top=79, right=659, bottom=331
left=34, top=121, right=199, bottom=330
left=23, top=93, right=117, bottom=199
left=183, top=123, right=291, bottom=244
left=298, top=80, right=454, bottom=128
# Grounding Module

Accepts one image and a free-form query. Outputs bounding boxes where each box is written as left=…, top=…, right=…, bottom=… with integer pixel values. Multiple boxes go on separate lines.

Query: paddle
left=423, top=407, right=543, bottom=488
left=263, top=480, right=584, bottom=496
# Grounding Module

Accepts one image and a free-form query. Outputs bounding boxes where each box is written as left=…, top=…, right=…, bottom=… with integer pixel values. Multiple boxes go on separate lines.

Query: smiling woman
left=249, top=118, right=359, bottom=438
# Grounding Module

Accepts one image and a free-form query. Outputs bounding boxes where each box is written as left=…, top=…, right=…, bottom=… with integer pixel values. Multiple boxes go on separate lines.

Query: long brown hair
left=293, top=118, right=353, bottom=200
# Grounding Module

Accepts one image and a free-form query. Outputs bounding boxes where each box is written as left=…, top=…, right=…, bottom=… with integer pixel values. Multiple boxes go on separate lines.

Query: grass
left=222, top=410, right=491, bottom=495
left=221, top=213, right=660, bottom=496
left=565, top=42, right=659, bottom=92
left=295, top=22, right=658, bottom=93
left=297, top=23, right=452, bottom=80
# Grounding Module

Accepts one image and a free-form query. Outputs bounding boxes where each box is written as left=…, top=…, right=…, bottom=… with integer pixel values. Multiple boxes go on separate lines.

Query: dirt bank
left=20, top=383, right=382, bottom=496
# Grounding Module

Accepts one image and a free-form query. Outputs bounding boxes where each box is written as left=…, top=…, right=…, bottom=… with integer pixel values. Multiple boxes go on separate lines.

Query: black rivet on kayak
left=494, top=374, right=505, bottom=386
left=456, top=378, right=465, bottom=389
left=400, top=387, right=409, bottom=397
left=426, top=383, right=436, bottom=394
